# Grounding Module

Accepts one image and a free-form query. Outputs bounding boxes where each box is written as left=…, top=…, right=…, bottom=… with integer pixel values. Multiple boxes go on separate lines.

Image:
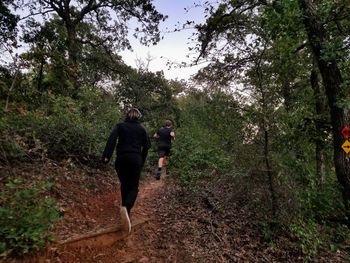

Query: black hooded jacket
left=102, top=119, right=150, bottom=164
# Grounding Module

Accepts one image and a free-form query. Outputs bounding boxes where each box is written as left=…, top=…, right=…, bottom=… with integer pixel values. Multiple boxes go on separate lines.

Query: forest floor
left=1, top=161, right=349, bottom=263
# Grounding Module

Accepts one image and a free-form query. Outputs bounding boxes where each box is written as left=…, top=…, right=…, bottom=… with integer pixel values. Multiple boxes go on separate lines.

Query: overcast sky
left=120, top=0, right=208, bottom=81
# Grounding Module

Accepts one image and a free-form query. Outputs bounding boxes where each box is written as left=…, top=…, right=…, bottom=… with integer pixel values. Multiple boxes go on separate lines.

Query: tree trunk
left=66, top=22, right=80, bottom=95
left=310, top=67, right=326, bottom=187
left=264, top=129, right=277, bottom=219
left=255, top=52, right=277, bottom=220
left=5, top=70, right=20, bottom=112
left=37, top=56, right=45, bottom=92
left=300, top=0, right=350, bottom=216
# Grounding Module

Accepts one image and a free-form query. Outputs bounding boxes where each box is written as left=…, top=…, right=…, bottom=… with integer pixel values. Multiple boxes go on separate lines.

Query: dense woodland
left=1, top=0, right=350, bottom=261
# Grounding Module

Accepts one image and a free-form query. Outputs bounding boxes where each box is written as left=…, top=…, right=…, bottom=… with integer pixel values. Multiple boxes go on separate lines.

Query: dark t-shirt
left=157, top=127, right=174, bottom=148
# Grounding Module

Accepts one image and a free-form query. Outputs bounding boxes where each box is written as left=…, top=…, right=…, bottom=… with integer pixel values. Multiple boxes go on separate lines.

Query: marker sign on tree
left=341, top=125, right=350, bottom=154
left=341, top=125, right=350, bottom=139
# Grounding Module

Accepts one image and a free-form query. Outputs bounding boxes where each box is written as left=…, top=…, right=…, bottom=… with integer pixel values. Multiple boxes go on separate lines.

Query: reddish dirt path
left=9, top=162, right=172, bottom=263
left=47, top=177, right=166, bottom=263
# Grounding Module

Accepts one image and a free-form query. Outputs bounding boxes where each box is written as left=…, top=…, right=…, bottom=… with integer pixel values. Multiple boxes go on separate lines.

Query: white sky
left=120, top=0, right=208, bottom=80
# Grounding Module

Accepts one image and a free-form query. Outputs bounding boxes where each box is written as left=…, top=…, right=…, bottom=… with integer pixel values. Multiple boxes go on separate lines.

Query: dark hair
left=164, top=119, right=172, bottom=127
left=126, top=108, right=142, bottom=120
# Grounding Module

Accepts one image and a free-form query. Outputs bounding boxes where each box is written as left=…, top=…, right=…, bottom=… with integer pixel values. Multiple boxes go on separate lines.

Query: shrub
left=170, top=126, right=230, bottom=184
left=0, top=178, right=60, bottom=255
left=0, top=88, right=121, bottom=163
left=0, top=111, right=38, bottom=162
left=290, top=220, right=322, bottom=260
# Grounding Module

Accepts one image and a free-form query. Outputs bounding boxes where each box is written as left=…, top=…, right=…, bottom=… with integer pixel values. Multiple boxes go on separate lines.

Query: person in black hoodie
left=102, top=108, right=150, bottom=233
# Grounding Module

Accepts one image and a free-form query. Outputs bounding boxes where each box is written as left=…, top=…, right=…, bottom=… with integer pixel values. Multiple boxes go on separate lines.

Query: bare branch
left=293, top=42, right=308, bottom=54
left=42, top=0, right=65, bottom=18
left=19, top=9, right=55, bottom=20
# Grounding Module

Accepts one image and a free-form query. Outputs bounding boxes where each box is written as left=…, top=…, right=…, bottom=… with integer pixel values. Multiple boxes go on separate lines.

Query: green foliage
left=290, top=220, right=322, bottom=260
left=115, top=69, right=180, bottom=129
left=0, top=178, right=60, bottom=255
left=40, top=92, right=119, bottom=159
left=0, top=135, right=26, bottom=162
left=0, top=113, right=27, bottom=162
left=299, top=175, right=344, bottom=220
left=290, top=220, right=350, bottom=261
left=328, top=224, right=350, bottom=250
left=170, top=89, right=242, bottom=184
left=0, top=1, right=19, bottom=45
left=0, top=88, right=120, bottom=163
left=16, top=0, right=167, bottom=96
left=193, top=1, right=350, bottom=259
left=0, top=109, right=38, bottom=162
left=171, top=126, right=230, bottom=184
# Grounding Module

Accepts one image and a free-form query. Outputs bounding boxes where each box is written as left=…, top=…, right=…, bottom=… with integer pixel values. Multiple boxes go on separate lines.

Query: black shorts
left=158, top=146, right=171, bottom=158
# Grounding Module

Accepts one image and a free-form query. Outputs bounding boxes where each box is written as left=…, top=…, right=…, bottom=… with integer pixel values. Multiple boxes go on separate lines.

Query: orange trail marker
left=342, top=140, right=350, bottom=154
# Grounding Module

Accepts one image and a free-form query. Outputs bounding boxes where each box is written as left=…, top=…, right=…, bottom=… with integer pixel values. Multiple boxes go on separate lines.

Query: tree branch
left=42, top=0, right=65, bottom=19
left=293, top=42, right=308, bottom=53
left=195, top=1, right=263, bottom=63
left=19, top=9, right=55, bottom=20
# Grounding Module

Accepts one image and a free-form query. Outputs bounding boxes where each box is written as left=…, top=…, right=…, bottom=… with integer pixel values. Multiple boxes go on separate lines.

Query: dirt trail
left=56, top=178, right=165, bottom=263
left=24, top=171, right=170, bottom=263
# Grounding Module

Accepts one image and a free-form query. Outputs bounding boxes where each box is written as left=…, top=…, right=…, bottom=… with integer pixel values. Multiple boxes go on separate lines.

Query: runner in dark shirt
left=154, top=120, right=175, bottom=180
left=102, top=108, right=150, bottom=233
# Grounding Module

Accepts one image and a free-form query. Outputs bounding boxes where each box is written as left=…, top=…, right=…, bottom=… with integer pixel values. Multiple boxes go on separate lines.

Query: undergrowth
left=0, top=88, right=120, bottom=164
left=0, top=178, right=60, bottom=256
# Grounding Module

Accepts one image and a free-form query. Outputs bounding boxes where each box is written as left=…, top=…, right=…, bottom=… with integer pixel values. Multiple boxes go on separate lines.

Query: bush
left=0, top=88, right=121, bottom=163
left=290, top=220, right=322, bottom=260
left=299, top=175, right=344, bottom=220
left=0, top=111, right=38, bottom=162
left=290, top=219, right=350, bottom=261
left=170, top=126, right=230, bottom=184
left=0, top=178, right=60, bottom=255
left=37, top=95, right=98, bottom=158
left=38, top=93, right=120, bottom=159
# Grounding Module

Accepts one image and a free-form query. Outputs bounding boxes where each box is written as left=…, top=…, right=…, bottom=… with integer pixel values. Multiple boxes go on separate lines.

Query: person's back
left=116, top=121, right=149, bottom=156
left=157, top=126, right=173, bottom=148
left=154, top=120, right=175, bottom=180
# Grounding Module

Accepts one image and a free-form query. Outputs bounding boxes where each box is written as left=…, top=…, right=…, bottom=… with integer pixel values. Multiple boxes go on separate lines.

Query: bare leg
left=155, top=157, right=163, bottom=180
left=158, top=157, right=164, bottom=168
